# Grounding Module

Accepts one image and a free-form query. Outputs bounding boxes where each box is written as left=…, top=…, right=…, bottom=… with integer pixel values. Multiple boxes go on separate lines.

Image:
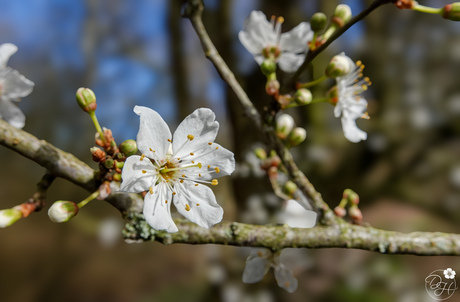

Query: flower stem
left=412, top=4, right=443, bottom=15
left=89, top=111, right=106, bottom=145
left=78, top=190, right=99, bottom=208
left=297, top=75, right=328, bottom=88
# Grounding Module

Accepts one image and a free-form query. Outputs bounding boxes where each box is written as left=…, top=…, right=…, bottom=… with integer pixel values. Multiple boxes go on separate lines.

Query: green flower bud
left=443, top=3, right=460, bottom=21
left=76, top=87, right=97, bottom=113
left=294, top=88, right=312, bottom=105
left=283, top=181, right=298, bottom=196
left=325, top=53, right=355, bottom=78
left=104, top=157, right=115, bottom=169
left=332, top=4, right=352, bottom=27
left=349, top=205, right=363, bottom=221
left=275, top=114, right=295, bottom=140
left=326, top=86, right=339, bottom=105
left=48, top=201, right=79, bottom=223
left=311, top=12, right=328, bottom=32
left=334, top=206, right=346, bottom=218
left=0, top=208, right=23, bottom=228
left=261, top=59, right=277, bottom=76
left=287, top=127, right=307, bottom=146
left=113, top=173, right=122, bottom=181
left=119, top=139, right=138, bottom=157
left=265, top=79, right=280, bottom=96
left=254, top=148, right=267, bottom=160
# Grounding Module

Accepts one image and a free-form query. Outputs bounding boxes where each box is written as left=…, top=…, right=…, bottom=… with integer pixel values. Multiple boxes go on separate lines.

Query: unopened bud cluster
left=334, top=188, right=363, bottom=224
left=275, top=114, right=306, bottom=147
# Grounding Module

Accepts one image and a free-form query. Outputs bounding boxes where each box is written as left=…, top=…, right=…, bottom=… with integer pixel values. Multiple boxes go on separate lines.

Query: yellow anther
left=211, top=179, right=218, bottom=186
left=215, top=147, right=218, bottom=150
left=142, top=170, right=147, bottom=174
left=214, top=167, right=220, bottom=173
left=187, top=134, right=194, bottom=141
left=182, top=174, right=185, bottom=177
left=197, top=203, right=200, bottom=206
left=177, top=158, right=180, bottom=160
left=180, top=179, right=184, bottom=183
left=271, top=15, right=276, bottom=21
left=198, top=162, right=202, bottom=168
left=185, top=204, right=191, bottom=211
left=190, top=152, right=194, bottom=156
left=140, top=154, right=145, bottom=161
left=191, top=161, right=195, bottom=164
left=207, top=165, right=211, bottom=169
left=208, top=142, right=212, bottom=145
left=361, top=85, right=368, bottom=91
left=199, top=174, right=201, bottom=177
left=149, top=187, right=153, bottom=194
left=167, top=139, right=172, bottom=143
left=149, top=148, right=154, bottom=152
left=257, top=251, right=264, bottom=257
left=165, top=200, right=168, bottom=204
left=356, top=60, right=362, bottom=66
left=195, top=184, right=199, bottom=187
left=362, top=112, right=370, bottom=119
left=277, top=16, right=284, bottom=24
left=173, top=192, right=176, bottom=195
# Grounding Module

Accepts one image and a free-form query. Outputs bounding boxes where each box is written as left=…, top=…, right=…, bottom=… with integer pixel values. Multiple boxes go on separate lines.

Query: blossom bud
left=334, top=206, right=346, bottom=218
left=294, top=88, right=312, bottom=105
left=311, top=12, right=328, bottom=32
left=90, top=147, right=106, bottom=162
left=349, top=206, right=363, bottom=221
left=112, top=173, right=122, bottom=181
left=325, top=53, right=355, bottom=78
left=287, top=127, right=307, bottom=146
left=332, top=4, right=352, bottom=27
left=76, top=87, right=97, bottom=113
left=104, top=157, right=115, bottom=169
left=275, top=114, right=295, bottom=140
left=261, top=59, right=277, bottom=76
left=283, top=181, right=298, bottom=196
left=443, top=3, right=460, bottom=21
left=254, top=148, right=267, bottom=160
left=0, top=208, right=23, bottom=228
left=48, top=201, right=79, bottom=223
left=266, top=79, right=280, bottom=96
left=119, top=139, right=138, bottom=157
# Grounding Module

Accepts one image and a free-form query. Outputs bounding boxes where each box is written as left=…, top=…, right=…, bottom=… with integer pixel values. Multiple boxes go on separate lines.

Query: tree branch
left=183, top=0, right=335, bottom=224
left=123, top=215, right=460, bottom=256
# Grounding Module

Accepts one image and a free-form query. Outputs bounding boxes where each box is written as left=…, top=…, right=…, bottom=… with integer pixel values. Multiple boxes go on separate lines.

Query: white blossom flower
left=120, top=106, right=235, bottom=233
left=242, top=200, right=316, bottom=292
left=444, top=268, right=456, bottom=279
left=0, top=43, right=34, bottom=129
left=332, top=53, right=370, bottom=143
left=238, top=11, right=313, bottom=73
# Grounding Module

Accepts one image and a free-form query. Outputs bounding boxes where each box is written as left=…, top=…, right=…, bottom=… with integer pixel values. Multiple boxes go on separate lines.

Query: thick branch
left=0, top=119, right=137, bottom=213
left=184, top=0, right=335, bottom=223
left=124, top=215, right=460, bottom=256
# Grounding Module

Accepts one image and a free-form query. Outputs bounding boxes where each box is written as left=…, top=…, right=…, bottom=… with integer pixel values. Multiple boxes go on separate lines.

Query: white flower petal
left=278, top=199, right=317, bottom=228
left=279, top=22, right=312, bottom=54
left=193, top=143, right=235, bottom=180
left=174, top=181, right=223, bottom=229
left=0, top=68, right=34, bottom=99
left=238, top=31, right=266, bottom=57
left=274, top=264, right=298, bottom=293
left=0, top=43, right=17, bottom=68
left=242, top=249, right=272, bottom=283
left=0, top=98, right=25, bottom=129
left=341, top=115, right=367, bottom=143
left=120, top=155, right=156, bottom=193
left=172, top=108, right=219, bottom=158
left=278, top=52, right=305, bottom=73
left=143, top=185, right=178, bottom=233
left=134, top=106, right=172, bottom=159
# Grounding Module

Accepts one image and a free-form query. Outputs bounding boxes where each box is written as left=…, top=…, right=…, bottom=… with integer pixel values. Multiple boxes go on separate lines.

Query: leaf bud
left=443, top=3, right=460, bottom=21
left=311, top=12, right=328, bottom=32
left=287, top=127, right=307, bottom=146
left=283, top=181, right=298, bottom=196
left=325, top=53, right=355, bottom=78
left=119, top=139, right=138, bottom=157
left=275, top=114, right=295, bottom=140
left=332, top=4, right=352, bottom=27
left=48, top=201, right=79, bottom=223
left=104, top=157, right=115, bottom=169
left=294, top=88, right=312, bottom=105
left=76, top=87, right=97, bottom=113
left=0, top=208, right=23, bottom=228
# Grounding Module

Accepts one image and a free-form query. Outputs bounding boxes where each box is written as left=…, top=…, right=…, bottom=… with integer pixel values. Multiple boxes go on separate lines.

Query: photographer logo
left=425, top=268, right=457, bottom=300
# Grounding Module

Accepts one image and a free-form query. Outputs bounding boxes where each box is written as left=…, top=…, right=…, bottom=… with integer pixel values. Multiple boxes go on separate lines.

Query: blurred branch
left=124, top=215, right=460, bottom=256
left=0, top=119, right=138, bottom=214
left=283, top=0, right=392, bottom=91
left=183, top=0, right=335, bottom=225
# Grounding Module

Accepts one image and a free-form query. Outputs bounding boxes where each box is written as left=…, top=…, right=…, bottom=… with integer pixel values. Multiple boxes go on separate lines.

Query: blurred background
left=1, top=0, right=460, bottom=301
